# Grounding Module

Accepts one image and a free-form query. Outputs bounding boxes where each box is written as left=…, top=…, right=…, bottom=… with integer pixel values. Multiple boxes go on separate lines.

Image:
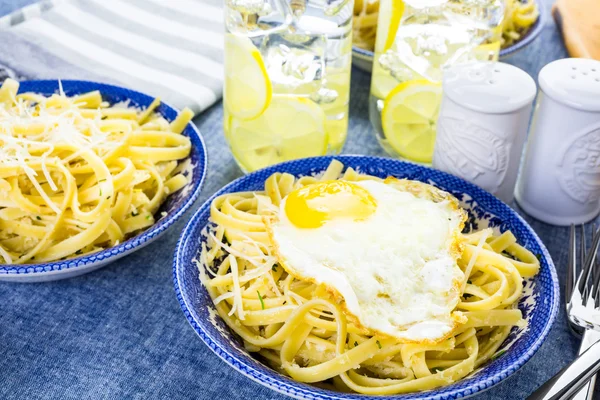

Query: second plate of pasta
left=0, top=80, right=207, bottom=281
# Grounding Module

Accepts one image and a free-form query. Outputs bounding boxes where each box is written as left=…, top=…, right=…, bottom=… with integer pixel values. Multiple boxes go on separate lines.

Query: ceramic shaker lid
left=538, top=58, right=600, bottom=112
left=443, top=62, right=537, bottom=114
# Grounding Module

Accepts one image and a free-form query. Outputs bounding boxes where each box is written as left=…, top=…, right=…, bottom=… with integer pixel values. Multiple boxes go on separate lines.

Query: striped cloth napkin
left=0, top=0, right=223, bottom=114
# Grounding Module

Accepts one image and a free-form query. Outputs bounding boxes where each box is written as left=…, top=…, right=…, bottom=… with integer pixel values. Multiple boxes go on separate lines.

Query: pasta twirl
left=198, top=160, right=540, bottom=395
left=0, top=79, right=192, bottom=264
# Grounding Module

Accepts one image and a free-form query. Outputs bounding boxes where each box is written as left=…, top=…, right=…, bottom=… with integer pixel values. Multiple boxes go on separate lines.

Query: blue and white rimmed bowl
left=352, top=0, right=545, bottom=72
left=174, top=155, right=559, bottom=400
left=0, top=80, right=207, bottom=283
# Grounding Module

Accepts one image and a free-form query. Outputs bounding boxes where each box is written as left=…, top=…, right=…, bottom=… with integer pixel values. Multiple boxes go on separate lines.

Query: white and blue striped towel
left=0, top=0, right=223, bottom=114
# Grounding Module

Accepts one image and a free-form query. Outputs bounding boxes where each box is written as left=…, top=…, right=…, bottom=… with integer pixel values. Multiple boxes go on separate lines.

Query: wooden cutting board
left=552, top=0, right=600, bottom=60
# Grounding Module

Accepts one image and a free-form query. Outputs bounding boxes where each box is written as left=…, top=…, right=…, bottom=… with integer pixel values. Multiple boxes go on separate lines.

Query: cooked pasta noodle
left=502, top=0, right=540, bottom=47
left=353, top=0, right=379, bottom=51
left=0, top=79, right=193, bottom=264
left=352, top=0, right=539, bottom=52
left=198, top=160, right=540, bottom=395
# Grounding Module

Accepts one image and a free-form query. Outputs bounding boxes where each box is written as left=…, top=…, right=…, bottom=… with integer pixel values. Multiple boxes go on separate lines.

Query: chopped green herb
left=467, top=280, right=472, bottom=284
left=36, top=216, right=41, bottom=220
left=376, top=340, right=382, bottom=349
left=491, top=350, right=506, bottom=361
left=257, top=291, right=265, bottom=310
left=502, top=251, right=519, bottom=261
left=432, top=367, right=445, bottom=373
left=99, top=189, right=102, bottom=196
left=146, top=215, right=151, bottom=220
left=106, top=196, right=111, bottom=200
left=463, top=293, right=473, bottom=299
left=131, top=211, right=139, bottom=217
left=75, top=250, right=83, bottom=255
left=535, top=253, right=542, bottom=261
left=354, top=341, right=358, bottom=347
left=272, top=265, right=277, bottom=272
left=31, top=256, right=35, bottom=260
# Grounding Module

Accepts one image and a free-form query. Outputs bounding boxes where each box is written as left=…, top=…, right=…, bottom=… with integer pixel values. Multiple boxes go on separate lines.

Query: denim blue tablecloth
left=0, top=1, right=595, bottom=399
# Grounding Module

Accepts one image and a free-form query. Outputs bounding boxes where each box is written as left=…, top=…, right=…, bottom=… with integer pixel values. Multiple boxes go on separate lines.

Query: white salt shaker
left=515, top=58, right=600, bottom=225
left=432, top=62, right=536, bottom=203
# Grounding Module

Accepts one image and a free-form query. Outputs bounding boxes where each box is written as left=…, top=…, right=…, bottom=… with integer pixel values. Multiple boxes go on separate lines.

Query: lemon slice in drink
left=381, top=80, right=442, bottom=164
left=229, top=97, right=327, bottom=172
left=224, top=34, right=272, bottom=120
left=375, top=0, right=404, bottom=53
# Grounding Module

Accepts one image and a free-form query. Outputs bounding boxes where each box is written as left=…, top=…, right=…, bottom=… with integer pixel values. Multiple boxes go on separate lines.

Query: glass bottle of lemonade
left=224, top=0, right=353, bottom=173
left=369, top=0, right=504, bottom=164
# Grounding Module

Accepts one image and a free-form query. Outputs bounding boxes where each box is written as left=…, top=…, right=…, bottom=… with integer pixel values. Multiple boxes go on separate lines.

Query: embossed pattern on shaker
left=557, top=123, right=600, bottom=204
left=436, top=116, right=510, bottom=192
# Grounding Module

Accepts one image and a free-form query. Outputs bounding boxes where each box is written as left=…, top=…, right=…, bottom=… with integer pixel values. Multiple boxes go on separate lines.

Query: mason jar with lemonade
left=369, top=0, right=505, bottom=164
left=224, top=0, right=353, bottom=173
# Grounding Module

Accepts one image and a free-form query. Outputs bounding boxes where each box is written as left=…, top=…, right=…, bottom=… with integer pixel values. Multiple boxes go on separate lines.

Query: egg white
left=267, top=178, right=467, bottom=343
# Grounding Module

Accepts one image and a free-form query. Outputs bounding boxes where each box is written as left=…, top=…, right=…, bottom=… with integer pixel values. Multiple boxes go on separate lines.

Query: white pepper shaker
left=515, top=58, right=600, bottom=226
left=432, top=62, right=537, bottom=203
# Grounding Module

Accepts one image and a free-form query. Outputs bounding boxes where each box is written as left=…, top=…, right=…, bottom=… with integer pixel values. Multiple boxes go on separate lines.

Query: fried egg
left=266, top=178, right=467, bottom=343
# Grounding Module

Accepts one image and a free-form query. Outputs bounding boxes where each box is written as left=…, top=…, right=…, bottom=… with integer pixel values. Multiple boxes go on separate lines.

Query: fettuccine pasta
left=353, top=0, right=379, bottom=52
left=199, top=160, right=540, bottom=395
left=0, top=79, right=193, bottom=264
left=502, top=0, right=540, bottom=47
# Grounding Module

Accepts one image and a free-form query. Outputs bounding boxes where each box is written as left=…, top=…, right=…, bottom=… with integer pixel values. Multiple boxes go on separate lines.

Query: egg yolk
left=284, top=181, right=377, bottom=228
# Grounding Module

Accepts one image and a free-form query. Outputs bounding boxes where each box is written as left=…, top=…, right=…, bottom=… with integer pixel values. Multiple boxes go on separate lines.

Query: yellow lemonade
left=369, top=0, right=504, bottom=164
left=224, top=0, right=353, bottom=173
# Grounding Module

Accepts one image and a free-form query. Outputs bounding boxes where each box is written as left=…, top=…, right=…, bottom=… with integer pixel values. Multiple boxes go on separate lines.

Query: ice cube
left=262, top=33, right=326, bottom=95
left=324, top=0, right=350, bottom=16
left=225, top=0, right=291, bottom=37
left=378, top=50, right=416, bottom=82
left=415, top=34, right=448, bottom=56
left=310, top=87, right=338, bottom=104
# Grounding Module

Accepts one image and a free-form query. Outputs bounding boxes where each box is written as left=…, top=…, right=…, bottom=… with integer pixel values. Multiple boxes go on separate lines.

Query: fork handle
left=527, top=338, right=600, bottom=400
left=572, top=330, right=600, bottom=400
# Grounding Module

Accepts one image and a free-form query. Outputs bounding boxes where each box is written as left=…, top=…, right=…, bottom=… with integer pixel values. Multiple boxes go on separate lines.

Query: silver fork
left=568, top=225, right=600, bottom=400
left=528, top=225, right=600, bottom=400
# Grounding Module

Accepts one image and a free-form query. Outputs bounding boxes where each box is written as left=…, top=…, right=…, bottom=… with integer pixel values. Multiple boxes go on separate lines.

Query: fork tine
left=581, top=225, right=587, bottom=273
left=577, top=225, right=590, bottom=293
left=592, top=258, right=600, bottom=307
left=593, top=223, right=599, bottom=307
left=577, top=226, right=594, bottom=294
left=580, top=226, right=600, bottom=306
left=580, top=225, right=588, bottom=299
left=589, top=225, right=600, bottom=307
left=567, top=224, right=577, bottom=304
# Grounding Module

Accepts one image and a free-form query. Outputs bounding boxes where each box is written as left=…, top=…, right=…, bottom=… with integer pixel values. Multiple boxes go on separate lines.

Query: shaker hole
left=494, top=69, right=500, bottom=73
left=572, top=66, right=577, bottom=70
left=571, top=75, right=576, bottom=79
left=583, top=71, right=588, bottom=75
left=488, top=79, right=496, bottom=84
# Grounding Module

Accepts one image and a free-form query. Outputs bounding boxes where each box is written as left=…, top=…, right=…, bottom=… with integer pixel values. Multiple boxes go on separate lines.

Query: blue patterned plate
left=0, top=80, right=207, bottom=282
left=174, top=155, right=559, bottom=400
left=352, top=0, right=545, bottom=72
